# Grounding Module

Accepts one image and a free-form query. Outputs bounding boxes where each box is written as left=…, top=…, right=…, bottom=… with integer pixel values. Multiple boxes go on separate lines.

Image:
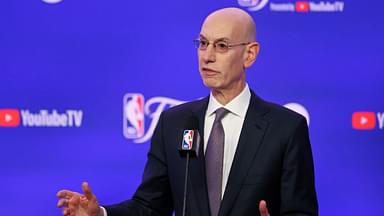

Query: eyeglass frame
left=193, top=38, right=252, bottom=53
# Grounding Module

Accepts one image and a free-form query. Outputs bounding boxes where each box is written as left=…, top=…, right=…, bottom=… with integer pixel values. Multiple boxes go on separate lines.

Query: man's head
left=197, top=7, right=259, bottom=96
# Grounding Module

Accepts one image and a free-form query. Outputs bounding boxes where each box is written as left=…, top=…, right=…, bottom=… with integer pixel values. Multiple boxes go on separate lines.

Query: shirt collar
left=206, top=84, right=251, bottom=118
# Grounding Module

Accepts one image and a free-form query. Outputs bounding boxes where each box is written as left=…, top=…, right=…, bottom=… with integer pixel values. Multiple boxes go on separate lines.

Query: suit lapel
left=188, top=97, right=210, bottom=216
left=219, top=92, right=270, bottom=216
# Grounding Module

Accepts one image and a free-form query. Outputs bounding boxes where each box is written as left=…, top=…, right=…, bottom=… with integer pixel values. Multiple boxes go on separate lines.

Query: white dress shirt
left=204, top=84, right=251, bottom=198
left=102, top=84, right=251, bottom=215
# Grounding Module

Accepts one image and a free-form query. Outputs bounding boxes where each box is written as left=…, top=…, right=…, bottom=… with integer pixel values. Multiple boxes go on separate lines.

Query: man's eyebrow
left=215, top=38, right=230, bottom=42
left=199, top=35, right=230, bottom=41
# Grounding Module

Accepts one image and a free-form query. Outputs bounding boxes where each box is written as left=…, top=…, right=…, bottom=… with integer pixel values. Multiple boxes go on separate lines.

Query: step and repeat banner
left=1, top=0, right=383, bottom=215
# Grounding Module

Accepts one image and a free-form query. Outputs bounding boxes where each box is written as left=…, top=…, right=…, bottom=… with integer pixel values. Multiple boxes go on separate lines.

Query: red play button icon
left=0, top=109, right=20, bottom=127
left=352, top=112, right=376, bottom=130
left=296, top=1, right=310, bottom=12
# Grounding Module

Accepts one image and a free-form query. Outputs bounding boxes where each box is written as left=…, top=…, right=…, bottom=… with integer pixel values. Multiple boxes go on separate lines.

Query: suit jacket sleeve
left=280, top=116, right=318, bottom=215
left=105, top=113, right=174, bottom=216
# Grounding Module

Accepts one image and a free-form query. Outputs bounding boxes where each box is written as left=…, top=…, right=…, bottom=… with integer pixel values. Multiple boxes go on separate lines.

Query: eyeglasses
left=193, top=38, right=250, bottom=53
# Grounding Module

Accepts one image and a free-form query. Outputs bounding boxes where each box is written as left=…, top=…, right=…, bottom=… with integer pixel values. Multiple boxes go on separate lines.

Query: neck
left=211, top=82, right=246, bottom=105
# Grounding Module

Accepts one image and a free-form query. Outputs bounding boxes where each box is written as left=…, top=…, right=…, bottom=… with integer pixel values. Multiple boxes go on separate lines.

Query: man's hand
left=57, top=182, right=103, bottom=216
left=259, top=200, right=270, bottom=216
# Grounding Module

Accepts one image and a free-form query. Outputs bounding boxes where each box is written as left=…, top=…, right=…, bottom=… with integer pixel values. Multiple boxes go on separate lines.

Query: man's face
left=198, top=16, right=247, bottom=93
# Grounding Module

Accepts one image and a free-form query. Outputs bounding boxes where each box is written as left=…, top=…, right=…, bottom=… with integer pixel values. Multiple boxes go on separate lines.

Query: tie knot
left=214, top=107, right=229, bottom=122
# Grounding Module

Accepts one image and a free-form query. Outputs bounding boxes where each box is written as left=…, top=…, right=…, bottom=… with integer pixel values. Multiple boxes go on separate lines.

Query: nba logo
left=182, top=130, right=194, bottom=150
left=123, top=93, right=145, bottom=139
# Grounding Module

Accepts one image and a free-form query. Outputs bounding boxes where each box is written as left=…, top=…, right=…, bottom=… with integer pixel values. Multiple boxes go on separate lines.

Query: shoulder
left=160, top=96, right=208, bottom=120
left=250, top=92, right=307, bottom=130
left=251, top=94, right=309, bottom=143
left=265, top=100, right=305, bottom=124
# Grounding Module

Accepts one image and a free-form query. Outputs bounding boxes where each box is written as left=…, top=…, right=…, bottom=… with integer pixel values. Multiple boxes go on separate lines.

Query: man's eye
left=200, top=40, right=209, bottom=47
left=216, top=42, right=229, bottom=49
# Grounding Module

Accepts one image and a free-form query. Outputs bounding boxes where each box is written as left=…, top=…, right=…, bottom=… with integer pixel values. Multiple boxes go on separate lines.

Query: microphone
left=178, top=115, right=201, bottom=216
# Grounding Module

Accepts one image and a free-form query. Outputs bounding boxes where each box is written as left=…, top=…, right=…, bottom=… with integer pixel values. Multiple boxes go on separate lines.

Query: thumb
left=82, top=182, right=95, bottom=201
left=259, top=200, right=270, bottom=216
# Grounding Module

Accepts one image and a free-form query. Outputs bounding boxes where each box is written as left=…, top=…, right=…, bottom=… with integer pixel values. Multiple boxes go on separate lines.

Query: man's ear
left=244, top=42, right=260, bottom=68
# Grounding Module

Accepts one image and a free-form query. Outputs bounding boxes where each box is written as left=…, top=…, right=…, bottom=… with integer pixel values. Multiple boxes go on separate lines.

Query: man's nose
left=202, top=44, right=216, bottom=63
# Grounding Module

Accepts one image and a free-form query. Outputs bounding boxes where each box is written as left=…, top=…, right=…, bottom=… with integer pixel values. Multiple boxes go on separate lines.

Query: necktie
left=205, top=107, right=229, bottom=216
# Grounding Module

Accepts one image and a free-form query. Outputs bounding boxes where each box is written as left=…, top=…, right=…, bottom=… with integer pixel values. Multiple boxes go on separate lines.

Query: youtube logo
left=296, top=1, right=310, bottom=12
left=0, top=109, right=20, bottom=127
left=352, top=112, right=376, bottom=130
left=0, top=108, right=84, bottom=128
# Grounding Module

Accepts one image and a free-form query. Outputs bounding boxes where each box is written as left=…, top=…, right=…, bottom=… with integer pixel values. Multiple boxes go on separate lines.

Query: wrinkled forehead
left=199, top=15, right=246, bottom=42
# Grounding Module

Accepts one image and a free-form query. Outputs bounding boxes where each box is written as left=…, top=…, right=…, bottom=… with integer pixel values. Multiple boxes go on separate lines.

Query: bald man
left=57, top=7, right=318, bottom=216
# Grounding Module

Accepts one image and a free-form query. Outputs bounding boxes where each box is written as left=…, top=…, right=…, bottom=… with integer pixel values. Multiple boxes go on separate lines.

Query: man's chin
left=202, top=79, right=221, bottom=90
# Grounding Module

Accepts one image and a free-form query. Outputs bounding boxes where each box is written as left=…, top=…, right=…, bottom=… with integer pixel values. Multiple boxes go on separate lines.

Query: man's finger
left=57, top=190, right=77, bottom=199
left=62, top=207, right=70, bottom=216
left=82, top=181, right=95, bottom=201
left=57, top=198, right=69, bottom=208
left=259, top=200, right=270, bottom=216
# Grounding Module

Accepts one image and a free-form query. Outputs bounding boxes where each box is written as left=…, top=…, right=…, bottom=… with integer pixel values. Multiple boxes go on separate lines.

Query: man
left=57, top=7, right=318, bottom=216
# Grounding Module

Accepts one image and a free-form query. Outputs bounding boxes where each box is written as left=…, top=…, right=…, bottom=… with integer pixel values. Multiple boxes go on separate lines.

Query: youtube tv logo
left=0, top=109, right=21, bottom=127
left=0, top=108, right=83, bottom=128
left=352, top=111, right=384, bottom=130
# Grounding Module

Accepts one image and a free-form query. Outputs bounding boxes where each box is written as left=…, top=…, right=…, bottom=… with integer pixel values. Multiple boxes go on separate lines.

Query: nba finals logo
left=123, top=93, right=185, bottom=143
left=238, top=0, right=269, bottom=11
left=123, top=93, right=145, bottom=139
left=182, top=130, right=194, bottom=150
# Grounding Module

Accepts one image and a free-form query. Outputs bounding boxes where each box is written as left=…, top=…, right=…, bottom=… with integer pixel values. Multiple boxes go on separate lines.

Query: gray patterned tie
left=205, top=107, right=229, bottom=216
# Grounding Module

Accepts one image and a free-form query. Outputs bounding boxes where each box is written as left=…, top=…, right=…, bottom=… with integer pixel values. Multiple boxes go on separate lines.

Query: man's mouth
left=201, top=67, right=220, bottom=76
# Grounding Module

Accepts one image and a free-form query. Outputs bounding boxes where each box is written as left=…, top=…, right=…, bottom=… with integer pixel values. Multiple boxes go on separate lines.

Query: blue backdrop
left=1, top=0, right=383, bottom=215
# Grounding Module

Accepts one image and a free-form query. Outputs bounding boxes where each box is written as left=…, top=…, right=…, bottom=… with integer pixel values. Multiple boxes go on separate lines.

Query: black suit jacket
left=106, top=91, right=318, bottom=216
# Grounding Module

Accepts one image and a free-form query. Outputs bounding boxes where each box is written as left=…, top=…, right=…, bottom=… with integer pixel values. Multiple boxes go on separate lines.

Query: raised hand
left=57, top=182, right=103, bottom=216
left=259, top=200, right=270, bottom=216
